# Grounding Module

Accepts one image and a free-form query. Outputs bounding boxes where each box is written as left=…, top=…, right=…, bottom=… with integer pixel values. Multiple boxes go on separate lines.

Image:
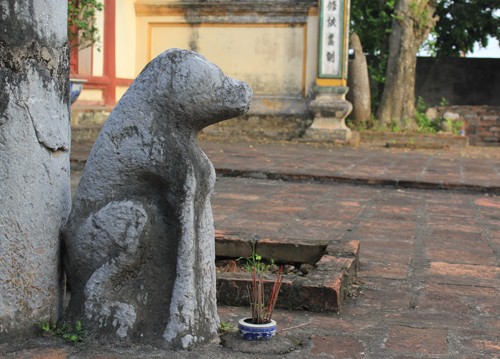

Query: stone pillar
left=0, top=0, right=70, bottom=340
left=304, top=0, right=352, bottom=142
left=307, top=86, right=352, bottom=141
left=346, top=32, right=371, bottom=125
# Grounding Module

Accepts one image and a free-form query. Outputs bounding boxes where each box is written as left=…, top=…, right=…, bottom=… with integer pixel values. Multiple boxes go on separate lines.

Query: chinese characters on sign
left=319, top=0, right=345, bottom=78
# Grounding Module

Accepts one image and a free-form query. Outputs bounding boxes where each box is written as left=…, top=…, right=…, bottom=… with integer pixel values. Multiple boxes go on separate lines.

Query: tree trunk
left=376, top=0, right=438, bottom=128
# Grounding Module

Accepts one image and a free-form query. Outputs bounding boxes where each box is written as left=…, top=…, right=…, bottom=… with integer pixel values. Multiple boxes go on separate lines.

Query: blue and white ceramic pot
left=238, top=318, right=277, bottom=341
left=69, top=78, right=87, bottom=104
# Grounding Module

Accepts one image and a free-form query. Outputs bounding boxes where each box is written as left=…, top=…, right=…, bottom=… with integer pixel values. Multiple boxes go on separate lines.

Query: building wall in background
left=416, top=57, right=500, bottom=107
left=73, top=0, right=319, bottom=118
left=135, top=0, right=318, bottom=117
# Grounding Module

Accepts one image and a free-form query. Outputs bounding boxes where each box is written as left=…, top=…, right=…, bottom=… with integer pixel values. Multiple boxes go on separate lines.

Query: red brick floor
left=201, top=141, right=500, bottom=193
left=3, top=139, right=498, bottom=358
left=213, top=178, right=500, bottom=358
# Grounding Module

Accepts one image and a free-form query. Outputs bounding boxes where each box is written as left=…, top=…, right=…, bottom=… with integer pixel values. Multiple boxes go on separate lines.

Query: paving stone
left=427, top=247, right=496, bottom=265
left=428, top=262, right=499, bottom=286
left=215, top=230, right=256, bottom=258
left=385, top=308, right=473, bottom=329
left=311, top=335, right=366, bottom=358
left=325, top=241, right=361, bottom=275
left=360, top=240, right=412, bottom=264
left=385, top=326, right=449, bottom=355
left=293, top=275, right=343, bottom=312
left=4, top=348, right=70, bottom=359
left=278, top=226, right=335, bottom=242
left=256, top=237, right=328, bottom=264
left=454, top=331, right=500, bottom=358
left=419, top=283, right=473, bottom=312
left=360, top=260, right=409, bottom=280
left=354, top=278, right=412, bottom=310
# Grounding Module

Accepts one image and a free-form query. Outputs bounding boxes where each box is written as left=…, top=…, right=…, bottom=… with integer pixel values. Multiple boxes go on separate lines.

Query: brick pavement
left=201, top=141, right=500, bottom=193
left=210, top=178, right=499, bottom=355
left=2, top=139, right=499, bottom=358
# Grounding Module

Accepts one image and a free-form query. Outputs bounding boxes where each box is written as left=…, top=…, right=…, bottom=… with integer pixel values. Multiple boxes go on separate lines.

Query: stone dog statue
left=62, top=49, right=252, bottom=348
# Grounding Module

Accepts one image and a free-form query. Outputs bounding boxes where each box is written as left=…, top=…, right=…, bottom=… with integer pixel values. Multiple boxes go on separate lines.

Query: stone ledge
left=215, top=230, right=257, bottom=258
left=257, top=237, right=328, bottom=264
left=215, top=229, right=328, bottom=264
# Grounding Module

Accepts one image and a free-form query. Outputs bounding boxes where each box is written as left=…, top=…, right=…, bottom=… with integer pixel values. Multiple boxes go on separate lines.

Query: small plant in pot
left=238, top=265, right=283, bottom=341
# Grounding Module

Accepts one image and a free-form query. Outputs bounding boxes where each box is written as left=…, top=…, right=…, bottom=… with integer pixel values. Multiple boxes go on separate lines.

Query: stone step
left=215, top=231, right=360, bottom=313
left=71, top=107, right=110, bottom=126
left=215, top=230, right=328, bottom=264
left=71, top=125, right=102, bottom=142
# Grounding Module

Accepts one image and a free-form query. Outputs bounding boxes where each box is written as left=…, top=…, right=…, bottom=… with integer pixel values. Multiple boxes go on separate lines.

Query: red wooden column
left=103, top=0, right=116, bottom=106
left=69, top=41, right=79, bottom=75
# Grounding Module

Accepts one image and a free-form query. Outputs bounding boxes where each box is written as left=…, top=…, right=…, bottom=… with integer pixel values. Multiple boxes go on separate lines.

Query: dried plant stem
left=247, top=265, right=283, bottom=324
left=280, top=321, right=312, bottom=332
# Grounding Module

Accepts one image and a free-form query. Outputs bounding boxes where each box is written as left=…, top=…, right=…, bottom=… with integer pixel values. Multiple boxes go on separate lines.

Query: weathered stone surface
left=214, top=230, right=255, bottom=258
left=256, top=237, right=328, bottom=264
left=220, top=331, right=303, bottom=354
left=214, top=230, right=328, bottom=264
left=203, top=114, right=313, bottom=141
left=346, top=33, right=371, bottom=124
left=62, top=49, right=252, bottom=348
left=443, top=111, right=460, bottom=121
left=385, top=326, right=449, bottom=355
left=425, top=107, right=439, bottom=120
left=305, top=86, right=353, bottom=142
left=0, top=0, right=70, bottom=341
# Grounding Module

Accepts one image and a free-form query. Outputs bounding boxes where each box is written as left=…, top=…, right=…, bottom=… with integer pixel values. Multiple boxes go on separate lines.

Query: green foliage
left=237, top=252, right=275, bottom=274
left=416, top=96, right=427, bottom=114
left=388, top=119, right=402, bottom=133
left=350, top=0, right=499, bottom=127
left=346, top=117, right=369, bottom=132
left=415, top=112, right=437, bottom=134
left=350, top=0, right=396, bottom=112
left=442, top=117, right=464, bottom=135
left=415, top=96, right=439, bottom=133
left=452, top=120, right=464, bottom=135
left=434, top=0, right=500, bottom=56
left=348, top=95, right=464, bottom=135
left=68, top=0, right=104, bottom=50
left=39, top=320, right=85, bottom=344
left=219, top=322, right=234, bottom=334
left=351, top=0, right=499, bottom=59
left=408, top=0, right=434, bottom=30
left=439, top=97, right=449, bottom=107
left=420, top=31, right=439, bottom=56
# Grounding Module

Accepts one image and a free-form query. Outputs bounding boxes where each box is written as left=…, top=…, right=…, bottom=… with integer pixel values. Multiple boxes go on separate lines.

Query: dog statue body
left=62, top=49, right=252, bottom=348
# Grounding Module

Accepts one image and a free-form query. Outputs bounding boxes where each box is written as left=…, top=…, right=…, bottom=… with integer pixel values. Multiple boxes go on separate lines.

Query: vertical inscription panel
left=318, top=0, right=348, bottom=79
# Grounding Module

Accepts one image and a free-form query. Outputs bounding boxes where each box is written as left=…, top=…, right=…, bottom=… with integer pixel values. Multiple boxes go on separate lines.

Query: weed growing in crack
left=39, top=320, right=85, bottom=344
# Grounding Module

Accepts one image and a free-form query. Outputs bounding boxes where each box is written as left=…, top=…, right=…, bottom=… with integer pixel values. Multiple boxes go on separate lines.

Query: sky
left=468, top=38, right=500, bottom=58
left=419, top=37, right=500, bottom=58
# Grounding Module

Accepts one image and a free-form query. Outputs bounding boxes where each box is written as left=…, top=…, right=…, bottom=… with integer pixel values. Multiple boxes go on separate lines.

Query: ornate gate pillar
left=305, top=0, right=352, bottom=142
